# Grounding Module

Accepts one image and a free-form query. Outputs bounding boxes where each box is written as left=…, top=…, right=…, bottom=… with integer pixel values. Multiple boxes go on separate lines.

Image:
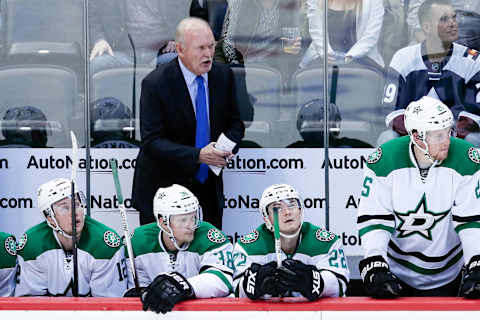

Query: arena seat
left=0, top=65, right=78, bottom=147
left=231, top=65, right=282, bottom=147
left=4, top=0, right=84, bottom=70
left=91, top=67, right=154, bottom=141
left=293, top=66, right=385, bottom=147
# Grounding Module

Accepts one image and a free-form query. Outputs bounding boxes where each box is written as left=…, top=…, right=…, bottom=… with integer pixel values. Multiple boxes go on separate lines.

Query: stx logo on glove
left=361, top=261, right=389, bottom=280
left=245, top=270, right=257, bottom=295
left=167, top=272, right=190, bottom=291
left=469, top=260, right=480, bottom=270
left=312, top=270, right=322, bottom=295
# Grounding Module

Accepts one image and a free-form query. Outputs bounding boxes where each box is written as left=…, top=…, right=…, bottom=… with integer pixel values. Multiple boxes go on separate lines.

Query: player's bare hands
left=89, top=39, right=113, bottom=60
left=199, top=142, right=231, bottom=167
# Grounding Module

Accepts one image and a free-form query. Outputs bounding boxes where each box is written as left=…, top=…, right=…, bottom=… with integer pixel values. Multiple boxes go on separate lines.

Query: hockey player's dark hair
left=418, top=0, right=453, bottom=26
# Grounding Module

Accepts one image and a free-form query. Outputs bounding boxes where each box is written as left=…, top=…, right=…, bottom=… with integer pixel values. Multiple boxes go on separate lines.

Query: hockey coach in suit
left=132, top=17, right=245, bottom=229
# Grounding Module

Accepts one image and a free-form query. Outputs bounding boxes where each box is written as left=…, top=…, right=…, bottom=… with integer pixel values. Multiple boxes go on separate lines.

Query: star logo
left=412, top=106, right=422, bottom=114
left=394, top=194, right=450, bottom=240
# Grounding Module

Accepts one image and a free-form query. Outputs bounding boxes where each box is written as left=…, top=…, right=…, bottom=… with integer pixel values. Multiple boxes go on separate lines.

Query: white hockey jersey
left=358, top=136, right=480, bottom=289
left=127, top=221, right=233, bottom=298
left=0, top=232, right=17, bottom=297
left=15, top=216, right=127, bottom=296
left=233, top=222, right=350, bottom=298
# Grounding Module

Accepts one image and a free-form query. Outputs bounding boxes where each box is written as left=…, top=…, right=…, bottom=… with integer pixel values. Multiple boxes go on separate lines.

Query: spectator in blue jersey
left=378, top=0, right=480, bottom=146
left=408, top=0, right=480, bottom=50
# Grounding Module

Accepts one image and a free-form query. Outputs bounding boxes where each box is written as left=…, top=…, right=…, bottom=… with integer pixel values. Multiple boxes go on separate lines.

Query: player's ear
left=45, top=214, right=58, bottom=229
left=421, top=21, right=431, bottom=35
left=412, top=131, right=424, bottom=145
left=176, top=41, right=184, bottom=57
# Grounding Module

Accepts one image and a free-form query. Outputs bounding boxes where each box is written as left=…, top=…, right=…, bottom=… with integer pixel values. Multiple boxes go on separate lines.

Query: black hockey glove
left=459, top=255, right=480, bottom=299
left=242, top=261, right=283, bottom=299
left=359, top=255, right=402, bottom=299
left=141, top=272, right=194, bottom=314
left=277, top=259, right=324, bottom=301
left=123, top=286, right=147, bottom=297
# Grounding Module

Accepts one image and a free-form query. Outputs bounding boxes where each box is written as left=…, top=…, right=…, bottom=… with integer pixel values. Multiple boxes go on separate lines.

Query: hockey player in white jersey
left=233, top=184, right=350, bottom=300
left=15, top=178, right=127, bottom=296
left=128, top=184, right=233, bottom=314
left=0, top=232, right=17, bottom=296
left=358, top=96, right=480, bottom=298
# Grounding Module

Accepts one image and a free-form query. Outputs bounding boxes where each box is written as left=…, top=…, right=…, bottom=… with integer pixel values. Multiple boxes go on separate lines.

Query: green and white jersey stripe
left=0, top=232, right=17, bottom=296
left=128, top=221, right=233, bottom=298
left=358, top=136, right=480, bottom=289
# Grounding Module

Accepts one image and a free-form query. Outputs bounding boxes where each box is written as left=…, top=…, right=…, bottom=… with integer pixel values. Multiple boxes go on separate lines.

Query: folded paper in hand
left=209, top=133, right=236, bottom=176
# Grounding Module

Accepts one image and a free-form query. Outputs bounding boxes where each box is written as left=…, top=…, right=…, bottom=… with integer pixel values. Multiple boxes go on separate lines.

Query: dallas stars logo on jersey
left=394, top=193, right=450, bottom=240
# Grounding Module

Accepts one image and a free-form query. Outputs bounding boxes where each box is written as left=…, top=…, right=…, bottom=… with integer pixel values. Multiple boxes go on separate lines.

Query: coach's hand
left=199, top=142, right=232, bottom=167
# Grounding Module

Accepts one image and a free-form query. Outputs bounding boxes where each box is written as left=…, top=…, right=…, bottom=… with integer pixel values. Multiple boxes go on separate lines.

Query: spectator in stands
left=378, top=0, right=480, bottom=146
left=90, top=97, right=139, bottom=148
left=89, top=0, right=227, bottom=74
left=299, top=0, right=385, bottom=71
left=15, top=178, right=127, bottom=296
left=0, top=232, right=16, bottom=297
left=219, top=0, right=303, bottom=87
left=378, top=0, right=408, bottom=65
left=408, top=0, right=480, bottom=50
left=288, top=98, right=373, bottom=147
left=0, top=106, right=48, bottom=148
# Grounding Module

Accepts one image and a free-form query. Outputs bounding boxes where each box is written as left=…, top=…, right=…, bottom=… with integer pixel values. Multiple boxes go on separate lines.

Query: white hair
left=175, top=17, right=212, bottom=45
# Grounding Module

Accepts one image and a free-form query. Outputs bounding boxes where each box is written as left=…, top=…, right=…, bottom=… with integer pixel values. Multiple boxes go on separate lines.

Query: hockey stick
left=70, top=131, right=79, bottom=297
left=109, top=158, right=139, bottom=289
left=127, top=33, right=136, bottom=140
left=273, top=207, right=282, bottom=267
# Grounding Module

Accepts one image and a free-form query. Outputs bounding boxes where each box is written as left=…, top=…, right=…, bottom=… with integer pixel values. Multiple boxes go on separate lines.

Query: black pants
left=189, top=174, right=224, bottom=230
left=398, top=273, right=462, bottom=297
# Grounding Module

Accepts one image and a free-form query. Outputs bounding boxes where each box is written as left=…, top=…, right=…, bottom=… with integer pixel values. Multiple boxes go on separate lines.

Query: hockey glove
left=277, top=259, right=323, bottom=301
left=456, top=116, right=479, bottom=139
left=123, top=286, right=147, bottom=297
left=359, top=255, right=402, bottom=299
left=242, top=261, right=282, bottom=299
left=459, top=255, right=480, bottom=299
left=392, top=114, right=408, bottom=136
left=141, top=272, right=194, bottom=314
